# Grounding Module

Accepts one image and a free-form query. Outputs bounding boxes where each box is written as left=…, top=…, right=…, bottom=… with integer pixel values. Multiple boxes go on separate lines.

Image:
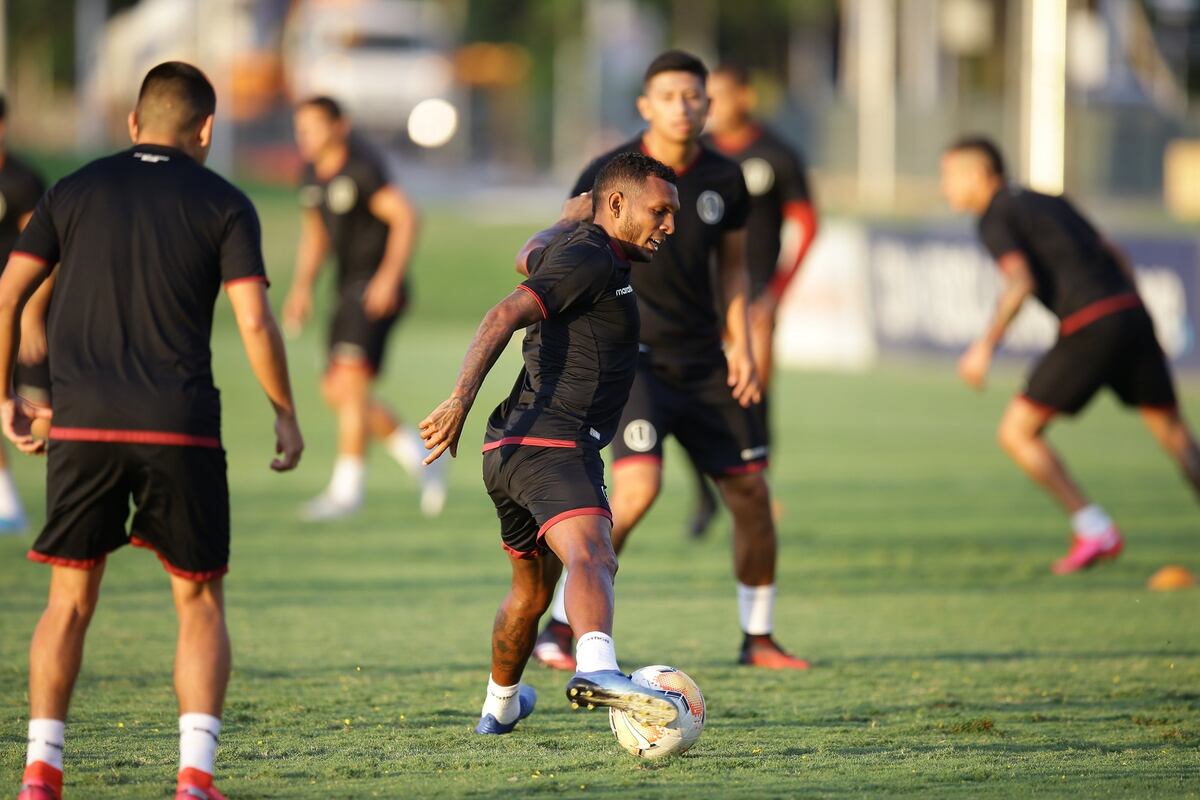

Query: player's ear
left=127, top=111, right=139, bottom=144
left=636, top=94, right=652, bottom=123
left=608, top=190, right=624, bottom=219
left=196, top=114, right=214, bottom=149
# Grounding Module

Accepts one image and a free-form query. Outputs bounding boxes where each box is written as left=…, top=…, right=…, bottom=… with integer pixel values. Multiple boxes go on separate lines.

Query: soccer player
left=0, top=94, right=48, bottom=532
left=420, top=152, right=683, bottom=733
left=687, top=61, right=820, bottom=537
left=282, top=96, right=445, bottom=521
left=533, top=51, right=810, bottom=672
left=0, top=62, right=303, bottom=800
left=941, top=135, right=1200, bottom=573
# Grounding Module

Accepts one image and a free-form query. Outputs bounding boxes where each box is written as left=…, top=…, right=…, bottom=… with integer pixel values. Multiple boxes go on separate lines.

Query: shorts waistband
left=49, top=427, right=222, bottom=449
left=1059, top=293, right=1142, bottom=336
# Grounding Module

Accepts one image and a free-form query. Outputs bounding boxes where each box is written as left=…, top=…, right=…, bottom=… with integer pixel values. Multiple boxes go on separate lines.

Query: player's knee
left=567, top=538, right=618, bottom=580
left=613, top=474, right=660, bottom=518
left=45, top=591, right=99, bottom=629
left=320, top=373, right=342, bottom=407
left=721, top=473, right=770, bottom=516
left=996, top=418, right=1033, bottom=455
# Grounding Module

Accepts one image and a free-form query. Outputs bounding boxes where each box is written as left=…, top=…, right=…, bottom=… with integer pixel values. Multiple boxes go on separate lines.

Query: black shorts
left=482, top=444, right=611, bottom=559
left=611, top=356, right=769, bottom=476
left=327, top=280, right=405, bottom=373
left=1025, top=307, right=1177, bottom=415
left=29, top=440, right=230, bottom=581
left=13, top=358, right=51, bottom=406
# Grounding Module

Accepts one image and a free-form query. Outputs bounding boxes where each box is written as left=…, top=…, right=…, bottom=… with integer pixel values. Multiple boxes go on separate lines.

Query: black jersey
left=0, top=152, right=46, bottom=259
left=978, top=187, right=1134, bottom=322
left=299, top=135, right=398, bottom=292
left=703, top=126, right=812, bottom=296
left=571, top=137, right=749, bottom=364
left=14, top=144, right=267, bottom=443
left=484, top=222, right=639, bottom=450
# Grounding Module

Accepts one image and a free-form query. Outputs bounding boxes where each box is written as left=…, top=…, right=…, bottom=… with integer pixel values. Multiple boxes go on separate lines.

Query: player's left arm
left=958, top=251, right=1035, bottom=390
left=0, top=253, right=53, bottom=453
left=760, top=150, right=820, bottom=316
left=718, top=227, right=762, bottom=408
left=362, top=184, right=419, bottom=319
left=420, top=288, right=544, bottom=463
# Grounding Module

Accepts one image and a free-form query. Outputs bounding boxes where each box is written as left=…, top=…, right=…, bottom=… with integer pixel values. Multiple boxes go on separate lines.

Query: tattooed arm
left=419, top=288, right=545, bottom=462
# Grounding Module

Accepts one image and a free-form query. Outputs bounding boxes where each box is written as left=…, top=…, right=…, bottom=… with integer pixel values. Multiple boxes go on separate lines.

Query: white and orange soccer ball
left=608, top=665, right=705, bottom=759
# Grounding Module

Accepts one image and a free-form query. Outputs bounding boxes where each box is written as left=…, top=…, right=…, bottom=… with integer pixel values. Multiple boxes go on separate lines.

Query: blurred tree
left=6, top=0, right=137, bottom=87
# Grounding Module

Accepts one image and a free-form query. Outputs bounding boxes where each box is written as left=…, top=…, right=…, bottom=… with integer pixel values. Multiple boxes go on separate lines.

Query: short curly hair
left=591, top=152, right=677, bottom=214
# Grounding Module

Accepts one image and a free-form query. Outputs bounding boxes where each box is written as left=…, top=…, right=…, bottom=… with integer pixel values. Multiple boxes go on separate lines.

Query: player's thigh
left=610, top=361, right=673, bottom=469
left=510, top=446, right=612, bottom=552
left=128, top=445, right=230, bottom=580
left=328, top=282, right=401, bottom=375
left=540, top=512, right=616, bottom=574
left=33, top=441, right=132, bottom=566
left=1023, top=326, right=1114, bottom=416
left=484, top=446, right=551, bottom=561
left=1108, top=310, right=1178, bottom=413
left=673, top=368, right=769, bottom=477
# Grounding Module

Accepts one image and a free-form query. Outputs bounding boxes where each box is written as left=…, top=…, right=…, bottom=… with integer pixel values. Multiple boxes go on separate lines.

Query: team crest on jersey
left=741, top=157, right=776, bottom=196
left=327, top=175, right=358, bottom=214
left=298, top=184, right=323, bottom=209
left=696, top=190, right=725, bottom=225
left=623, top=420, right=657, bottom=453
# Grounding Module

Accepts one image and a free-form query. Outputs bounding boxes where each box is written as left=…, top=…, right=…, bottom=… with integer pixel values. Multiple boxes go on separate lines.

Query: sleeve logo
left=696, top=190, right=725, bottom=225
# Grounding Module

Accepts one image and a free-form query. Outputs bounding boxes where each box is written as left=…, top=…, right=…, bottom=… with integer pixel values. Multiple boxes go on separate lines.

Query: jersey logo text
left=615, top=285, right=633, bottom=296
left=134, top=153, right=170, bottom=163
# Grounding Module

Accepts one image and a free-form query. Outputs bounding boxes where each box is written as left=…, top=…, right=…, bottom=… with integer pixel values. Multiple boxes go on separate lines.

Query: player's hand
left=1, top=396, right=52, bottom=456
left=271, top=413, right=304, bottom=472
left=362, top=273, right=403, bottom=320
left=958, top=341, right=993, bottom=390
left=17, top=327, right=47, bottom=365
left=726, top=346, right=762, bottom=408
left=419, top=396, right=468, bottom=463
left=282, top=288, right=312, bottom=338
left=560, top=192, right=593, bottom=224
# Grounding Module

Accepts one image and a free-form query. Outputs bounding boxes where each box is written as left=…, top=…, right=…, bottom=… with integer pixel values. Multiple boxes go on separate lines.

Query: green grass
left=1, top=193, right=1199, bottom=798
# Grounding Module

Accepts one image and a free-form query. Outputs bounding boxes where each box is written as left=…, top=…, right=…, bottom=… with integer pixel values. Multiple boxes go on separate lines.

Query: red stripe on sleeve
left=517, top=284, right=549, bottom=319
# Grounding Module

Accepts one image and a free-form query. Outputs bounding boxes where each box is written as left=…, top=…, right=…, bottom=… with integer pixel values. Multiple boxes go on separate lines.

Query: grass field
left=1, top=190, right=1199, bottom=798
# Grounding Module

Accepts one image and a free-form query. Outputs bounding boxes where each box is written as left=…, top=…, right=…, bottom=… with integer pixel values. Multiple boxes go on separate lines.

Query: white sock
left=575, top=631, right=619, bottom=673
left=26, top=719, right=64, bottom=769
left=1071, top=504, right=1115, bottom=540
left=328, top=455, right=365, bottom=506
left=549, top=574, right=569, bottom=626
left=481, top=675, right=521, bottom=725
left=738, top=582, right=776, bottom=636
left=385, top=425, right=424, bottom=474
left=179, top=713, right=221, bottom=775
left=0, top=468, right=24, bottom=518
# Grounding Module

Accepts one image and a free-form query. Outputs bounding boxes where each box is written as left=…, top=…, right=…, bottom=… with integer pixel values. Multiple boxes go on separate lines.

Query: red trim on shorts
left=612, top=454, right=662, bottom=470
left=721, top=459, right=769, bottom=476
left=49, top=427, right=221, bottom=449
left=130, top=535, right=228, bottom=582
left=223, top=275, right=270, bottom=288
left=10, top=250, right=50, bottom=266
left=27, top=550, right=106, bottom=570
left=517, top=284, right=548, bottom=319
left=1018, top=394, right=1060, bottom=420
left=481, top=436, right=577, bottom=452
left=501, top=541, right=542, bottom=560
left=640, top=138, right=702, bottom=176
left=1059, top=293, right=1141, bottom=336
left=537, top=507, right=613, bottom=540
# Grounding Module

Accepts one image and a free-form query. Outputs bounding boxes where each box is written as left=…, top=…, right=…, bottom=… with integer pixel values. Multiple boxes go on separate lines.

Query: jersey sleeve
left=220, top=194, right=269, bottom=286
left=978, top=199, right=1021, bottom=262
left=722, top=165, right=751, bottom=231
left=520, top=245, right=609, bottom=319
left=348, top=144, right=391, bottom=202
left=11, top=166, right=46, bottom=219
left=777, top=147, right=812, bottom=204
left=12, top=192, right=59, bottom=266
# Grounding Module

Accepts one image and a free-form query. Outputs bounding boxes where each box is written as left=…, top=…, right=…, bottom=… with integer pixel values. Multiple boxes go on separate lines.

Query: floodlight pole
left=1018, top=0, right=1067, bottom=194
left=852, top=0, right=896, bottom=210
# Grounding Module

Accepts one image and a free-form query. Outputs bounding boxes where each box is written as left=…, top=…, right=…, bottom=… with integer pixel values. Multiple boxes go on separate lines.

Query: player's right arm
left=420, top=288, right=544, bottom=462
left=282, top=207, right=329, bottom=336
left=515, top=192, right=593, bottom=276
left=227, top=280, right=304, bottom=471
left=958, top=251, right=1035, bottom=390
left=0, top=252, right=54, bottom=454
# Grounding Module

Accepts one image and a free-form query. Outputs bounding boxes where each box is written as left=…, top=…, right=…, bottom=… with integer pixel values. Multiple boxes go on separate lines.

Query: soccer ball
left=609, top=665, right=705, bottom=759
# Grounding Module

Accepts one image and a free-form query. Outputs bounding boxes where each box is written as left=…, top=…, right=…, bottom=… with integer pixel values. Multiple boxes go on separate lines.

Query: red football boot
left=532, top=620, right=576, bottom=671
left=175, top=768, right=227, bottom=800
left=1052, top=528, right=1124, bottom=574
left=16, top=762, right=61, bottom=800
left=739, top=635, right=812, bottom=670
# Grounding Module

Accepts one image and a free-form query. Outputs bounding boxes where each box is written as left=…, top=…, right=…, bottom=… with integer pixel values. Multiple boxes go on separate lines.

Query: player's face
left=705, top=73, right=749, bottom=135
left=618, top=177, right=680, bottom=262
left=293, top=106, right=345, bottom=162
left=638, top=71, right=709, bottom=145
left=940, top=150, right=990, bottom=214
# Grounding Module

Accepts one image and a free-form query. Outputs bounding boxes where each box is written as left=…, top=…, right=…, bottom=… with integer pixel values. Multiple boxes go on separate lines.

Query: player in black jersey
left=0, top=63, right=302, bottom=800
left=942, top=135, right=1200, bottom=574
left=283, top=96, right=445, bottom=522
left=0, top=95, right=48, bottom=533
left=533, top=51, right=809, bottom=672
left=681, top=62, right=820, bottom=538
left=420, top=152, right=683, bottom=735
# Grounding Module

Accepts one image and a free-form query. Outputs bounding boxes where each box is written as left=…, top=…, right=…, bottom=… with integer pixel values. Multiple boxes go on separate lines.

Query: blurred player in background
left=941, top=135, right=1200, bottom=573
left=421, top=152, right=682, bottom=734
left=688, top=61, right=820, bottom=538
left=0, top=95, right=48, bottom=533
left=1, top=62, right=302, bottom=800
left=283, top=96, right=445, bottom=521
left=534, top=51, right=809, bottom=672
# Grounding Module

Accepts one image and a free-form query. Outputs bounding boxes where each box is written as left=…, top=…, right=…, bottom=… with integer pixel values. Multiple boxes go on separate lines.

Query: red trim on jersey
left=481, top=436, right=577, bottom=452
left=608, top=237, right=628, bottom=263
left=517, top=284, right=548, bottom=319
left=1017, top=394, right=1060, bottom=421
left=640, top=138, right=703, bottom=177
left=9, top=250, right=50, bottom=267
left=130, top=535, right=229, bottom=582
left=708, top=125, right=763, bottom=156
left=223, top=275, right=270, bottom=288
left=49, top=427, right=221, bottom=449
left=721, top=459, right=769, bottom=476
left=537, top=507, right=613, bottom=540
left=501, top=540, right=542, bottom=560
left=1059, top=293, right=1142, bottom=336
left=27, top=550, right=106, bottom=570
left=612, top=454, right=662, bottom=469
